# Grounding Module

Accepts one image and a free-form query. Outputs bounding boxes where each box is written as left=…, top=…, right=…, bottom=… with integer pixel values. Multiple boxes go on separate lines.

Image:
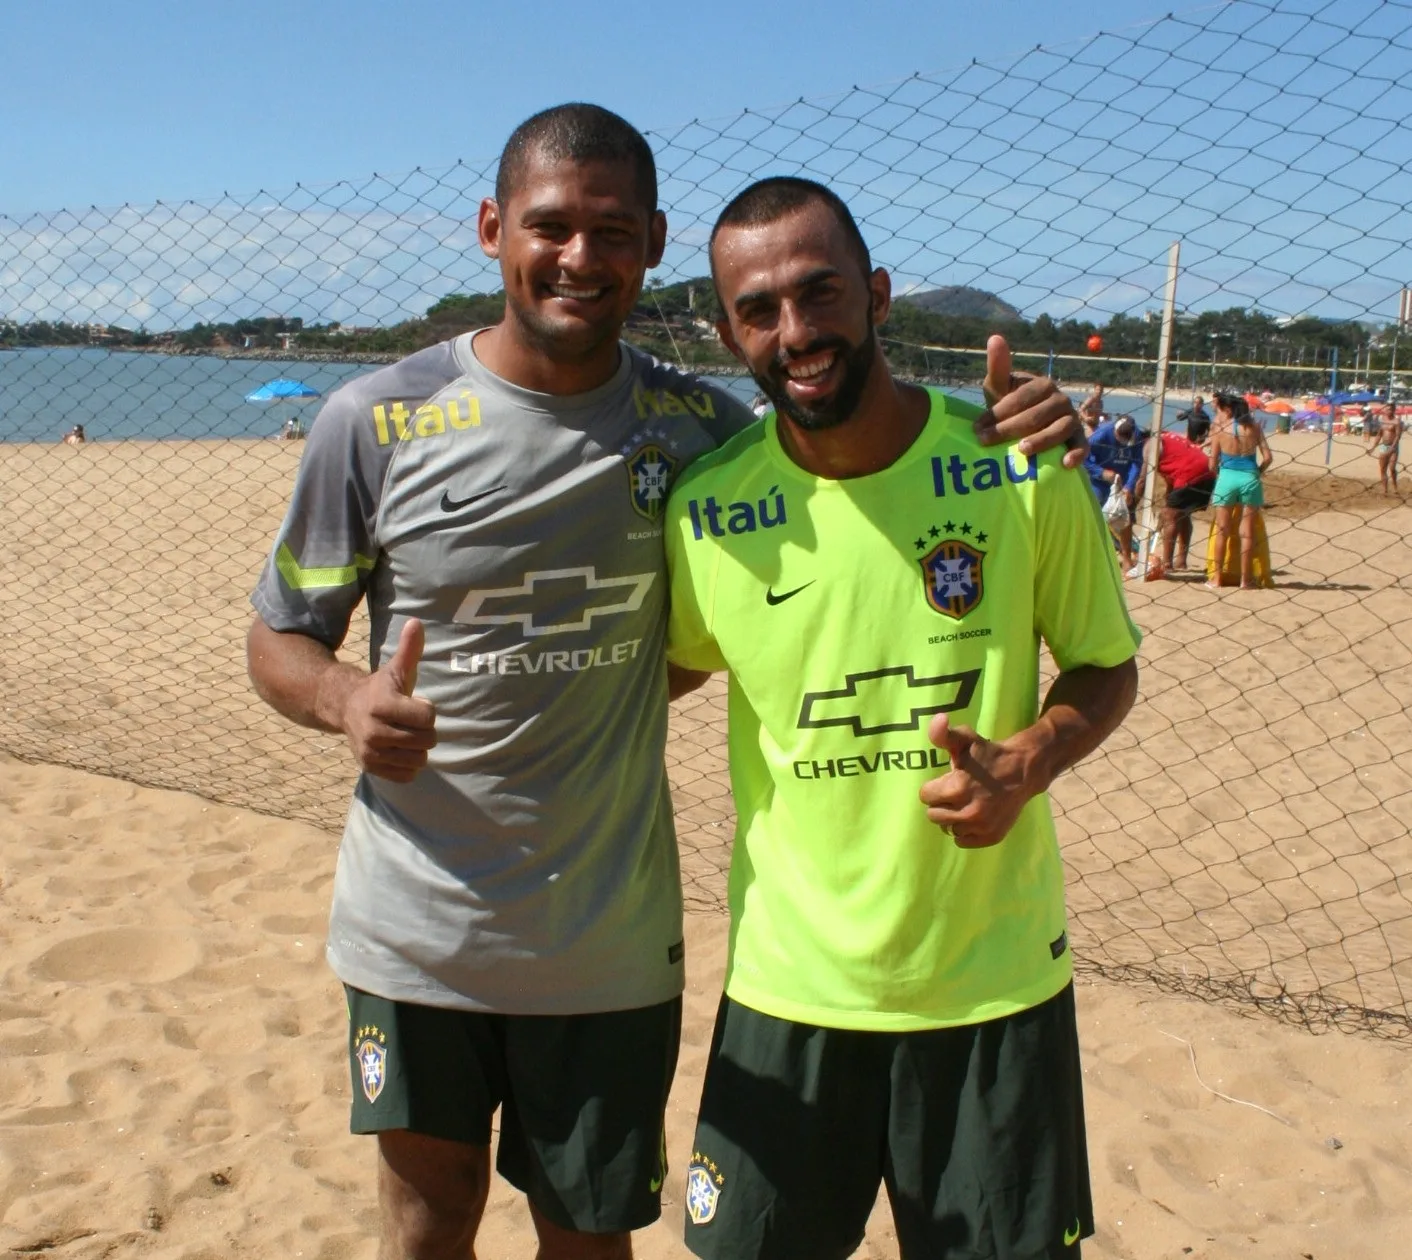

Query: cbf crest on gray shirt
left=252, top=332, right=754, bottom=1014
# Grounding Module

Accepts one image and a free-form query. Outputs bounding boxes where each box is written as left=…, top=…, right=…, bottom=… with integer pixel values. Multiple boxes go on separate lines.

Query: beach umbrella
left=1259, top=398, right=1296, bottom=414
left=245, top=378, right=321, bottom=403
left=245, top=379, right=321, bottom=436
left=1243, top=392, right=1264, bottom=411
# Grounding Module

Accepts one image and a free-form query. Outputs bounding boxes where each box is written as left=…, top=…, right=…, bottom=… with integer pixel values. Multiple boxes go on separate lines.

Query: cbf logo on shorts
left=686, top=1151, right=725, bottom=1225
left=627, top=443, right=678, bottom=520
left=354, top=1024, right=388, bottom=1104
left=919, top=532, right=985, bottom=620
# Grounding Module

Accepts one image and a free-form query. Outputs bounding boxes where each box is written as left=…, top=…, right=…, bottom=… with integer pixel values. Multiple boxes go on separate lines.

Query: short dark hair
left=709, top=177, right=872, bottom=282
left=496, top=103, right=658, bottom=212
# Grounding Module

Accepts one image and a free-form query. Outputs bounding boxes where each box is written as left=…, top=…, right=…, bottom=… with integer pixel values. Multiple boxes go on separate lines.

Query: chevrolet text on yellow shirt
left=665, top=390, right=1141, bottom=1032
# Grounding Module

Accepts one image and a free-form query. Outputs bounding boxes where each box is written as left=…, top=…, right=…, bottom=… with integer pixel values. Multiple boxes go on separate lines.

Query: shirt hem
left=722, top=963, right=1073, bottom=1032
left=328, top=948, right=686, bottom=1016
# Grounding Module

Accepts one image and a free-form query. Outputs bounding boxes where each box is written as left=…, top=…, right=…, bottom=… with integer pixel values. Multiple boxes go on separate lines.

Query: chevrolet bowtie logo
left=798, top=665, right=981, bottom=737
left=454, top=567, right=656, bottom=637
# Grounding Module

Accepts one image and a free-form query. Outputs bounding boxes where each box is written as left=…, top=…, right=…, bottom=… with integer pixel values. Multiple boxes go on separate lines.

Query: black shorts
left=1165, top=479, right=1215, bottom=512
left=346, top=986, right=681, bottom=1233
left=684, top=986, right=1092, bottom=1260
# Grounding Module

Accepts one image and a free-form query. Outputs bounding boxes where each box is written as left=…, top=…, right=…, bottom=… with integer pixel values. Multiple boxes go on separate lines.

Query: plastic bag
left=1102, top=480, right=1130, bottom=531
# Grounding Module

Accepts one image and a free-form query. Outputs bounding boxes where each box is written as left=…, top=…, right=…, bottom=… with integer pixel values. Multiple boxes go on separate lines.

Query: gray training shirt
left=252, top=331, right=753, bottom=1014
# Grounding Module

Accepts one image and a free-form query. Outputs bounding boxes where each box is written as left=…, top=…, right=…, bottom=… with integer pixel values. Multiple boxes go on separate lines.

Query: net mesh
left=2, top=0, right=1409, bottom=1037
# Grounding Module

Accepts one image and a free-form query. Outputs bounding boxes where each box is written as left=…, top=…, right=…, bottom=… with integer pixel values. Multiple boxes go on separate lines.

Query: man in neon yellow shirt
left=664, top=177, right=1140, bottom=1259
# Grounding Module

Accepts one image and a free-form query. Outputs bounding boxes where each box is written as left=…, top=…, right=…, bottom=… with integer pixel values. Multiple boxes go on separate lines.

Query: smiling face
left=711, top=200, right=890, bottom=432
left=479, top=150, right=666, bottom=365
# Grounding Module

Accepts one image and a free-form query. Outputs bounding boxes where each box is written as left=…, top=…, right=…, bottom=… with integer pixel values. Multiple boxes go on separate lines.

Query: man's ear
left=478, top=197, right=502, bottom=259
left=647, top=210, right=667, bottom=269
left=715, top=317, right=745, bottom=364
left=869, top=267, right=892, bottom=325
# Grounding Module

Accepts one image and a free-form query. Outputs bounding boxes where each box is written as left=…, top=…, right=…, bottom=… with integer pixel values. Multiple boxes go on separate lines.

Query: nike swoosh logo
left=1063, top=1219, right=1082, bottom=1247
left=648, top=1172, right=664, bottom=1193
left=765, top=581, right=815, bottom=606
left=441, top=485, right=506, bottom=513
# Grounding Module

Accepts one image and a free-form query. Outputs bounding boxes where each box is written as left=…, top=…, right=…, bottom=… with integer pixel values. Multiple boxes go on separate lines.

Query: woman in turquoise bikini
left=1207, top=393, right=1273, bottom=590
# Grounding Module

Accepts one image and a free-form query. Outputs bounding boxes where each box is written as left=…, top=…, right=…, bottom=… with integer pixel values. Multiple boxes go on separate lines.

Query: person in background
left=1084, top=413, right=1145, bottom=571
left=1206, top=392, right=1274, bottom=590
left=1177, top=394, right=1210, bottom=445
left=1366, top=401, right=1401, bottom=495
left=62, top=423, right=86, bottom=446
left=1078, top=384, right=1104, bottom=434
left=1138, top=428, right=1216, bottom=577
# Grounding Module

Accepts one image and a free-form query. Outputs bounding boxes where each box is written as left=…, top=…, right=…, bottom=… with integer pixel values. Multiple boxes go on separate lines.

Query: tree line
left=3, top=283, right=1401, bottom=394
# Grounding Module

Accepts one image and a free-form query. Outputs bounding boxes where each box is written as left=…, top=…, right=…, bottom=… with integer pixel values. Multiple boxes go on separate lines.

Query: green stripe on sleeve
left=275, top=543, right=375, bottom=591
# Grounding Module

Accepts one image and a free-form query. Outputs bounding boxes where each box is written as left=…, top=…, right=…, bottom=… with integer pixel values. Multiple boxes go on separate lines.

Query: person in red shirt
left=1143, top=429, right=1216, bottom=574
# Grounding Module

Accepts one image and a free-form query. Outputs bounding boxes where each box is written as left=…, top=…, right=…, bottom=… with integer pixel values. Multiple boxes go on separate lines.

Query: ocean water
left=0, top=346, right=1205, bottom=443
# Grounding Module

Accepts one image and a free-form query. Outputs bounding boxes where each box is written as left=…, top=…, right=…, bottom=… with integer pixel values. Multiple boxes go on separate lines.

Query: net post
left=1323, top=346, right=1339, bottom=466
left=1136, top=241, right=1181, bottom=575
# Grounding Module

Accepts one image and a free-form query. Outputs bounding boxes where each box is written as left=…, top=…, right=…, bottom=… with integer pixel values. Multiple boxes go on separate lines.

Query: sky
left=4, top=0, right=1184, bottom=212
left=4, top=0, right=1411, bottom=330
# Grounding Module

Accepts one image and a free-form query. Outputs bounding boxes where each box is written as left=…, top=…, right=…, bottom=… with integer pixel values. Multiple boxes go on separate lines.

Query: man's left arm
left=920, top=450, right=1142, bottom=846
left=919, top=659, right=1137, bottom=847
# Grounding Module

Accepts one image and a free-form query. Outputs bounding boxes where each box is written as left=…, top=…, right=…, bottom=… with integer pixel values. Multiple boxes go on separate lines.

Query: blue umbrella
left=245, top=378, right=321, bottom=402
left=245, top=378, right=321, bottom=437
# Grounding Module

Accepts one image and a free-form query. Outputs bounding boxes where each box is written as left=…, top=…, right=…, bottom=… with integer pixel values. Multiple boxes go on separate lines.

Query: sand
left=1, top=756, right=1410, bottom=1259
left=0, top=427, right=1409, bottom=1255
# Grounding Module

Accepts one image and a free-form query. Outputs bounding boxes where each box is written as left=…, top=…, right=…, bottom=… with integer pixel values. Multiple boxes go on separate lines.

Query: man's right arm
left=247, top=374, right=438, bottom=782
left=247, top=618, right=367, bottom=734
left=247, top=616, right=436, bottom=783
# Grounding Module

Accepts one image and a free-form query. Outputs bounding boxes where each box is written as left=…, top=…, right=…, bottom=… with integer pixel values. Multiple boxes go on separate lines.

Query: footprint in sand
left=182, top=1087, right=234, bottom=1146
left=30, top=928, right=200, bottom=984
left=187, top=862, right=253, bottom=897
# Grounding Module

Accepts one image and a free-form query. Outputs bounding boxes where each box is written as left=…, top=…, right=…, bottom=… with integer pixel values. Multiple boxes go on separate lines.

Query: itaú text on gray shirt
left=252, top=333, right=753, bottom=1014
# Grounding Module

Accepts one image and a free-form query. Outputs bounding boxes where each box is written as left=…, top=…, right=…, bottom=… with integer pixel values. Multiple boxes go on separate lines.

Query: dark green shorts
left=346, top=986, right=681, bottom=1234
left=684, top=986, right=1092, bottom=1260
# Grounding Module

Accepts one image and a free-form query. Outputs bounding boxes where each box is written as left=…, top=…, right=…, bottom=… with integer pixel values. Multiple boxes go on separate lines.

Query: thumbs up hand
left=341, top=618, right=437, bottom=782
left=974, top=333, right=1089, bottom=469
left=385, top=617, right=424, bottom=697
left=918, top=712, right=1036, bottom=848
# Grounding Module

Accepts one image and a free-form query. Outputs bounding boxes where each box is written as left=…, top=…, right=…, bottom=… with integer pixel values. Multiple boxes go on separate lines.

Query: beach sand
left=0, top=428, right=1408, bottom=1255
left=1, top=755, right=1409, bottom=1259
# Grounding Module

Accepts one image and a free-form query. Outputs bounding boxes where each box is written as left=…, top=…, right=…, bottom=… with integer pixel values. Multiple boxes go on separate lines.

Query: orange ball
left=1087, top=334, right=1103, bottom=353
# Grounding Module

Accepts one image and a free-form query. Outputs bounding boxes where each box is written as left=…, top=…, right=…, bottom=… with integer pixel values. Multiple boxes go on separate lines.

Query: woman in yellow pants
left=1205, top=394, right=1275, bottom=589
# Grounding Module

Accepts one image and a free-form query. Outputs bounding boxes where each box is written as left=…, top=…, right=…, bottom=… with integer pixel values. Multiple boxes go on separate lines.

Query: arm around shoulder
left=668, top=663, right=713, bottom=701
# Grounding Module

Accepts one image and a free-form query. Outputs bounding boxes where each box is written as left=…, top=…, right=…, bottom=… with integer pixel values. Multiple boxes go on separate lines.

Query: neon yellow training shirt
left=665, top=389, right=1141, bottom=1031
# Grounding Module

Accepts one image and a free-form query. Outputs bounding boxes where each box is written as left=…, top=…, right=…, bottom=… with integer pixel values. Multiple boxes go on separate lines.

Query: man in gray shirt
left=248, top=103, right=1084, bottom=1260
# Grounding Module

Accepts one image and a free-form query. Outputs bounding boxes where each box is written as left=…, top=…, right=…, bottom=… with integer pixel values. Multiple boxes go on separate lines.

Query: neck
left=776, top=362, right=930, bottom=480
left=473, top=320, right=622, bottom=396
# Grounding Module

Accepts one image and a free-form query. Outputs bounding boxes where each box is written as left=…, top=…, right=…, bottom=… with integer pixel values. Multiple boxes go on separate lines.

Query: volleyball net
left=1, top=0, right=1409, bottom=1037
